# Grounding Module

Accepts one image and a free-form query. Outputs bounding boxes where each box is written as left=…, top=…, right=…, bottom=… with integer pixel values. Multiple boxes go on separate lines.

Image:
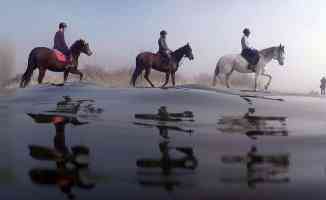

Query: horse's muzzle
left=280, top=61, right=284, bottom=66
left=87, top=50, right=93, bottom=56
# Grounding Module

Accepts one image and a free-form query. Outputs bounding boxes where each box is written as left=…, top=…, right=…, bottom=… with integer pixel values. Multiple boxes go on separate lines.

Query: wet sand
left=1, top=83, right=326, bottom=199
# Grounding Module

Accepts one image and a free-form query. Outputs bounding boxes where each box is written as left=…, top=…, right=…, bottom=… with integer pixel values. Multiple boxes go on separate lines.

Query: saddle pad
left=53, top=49, right=67, bottom=62
left=241, top=49, right=260, bottom=66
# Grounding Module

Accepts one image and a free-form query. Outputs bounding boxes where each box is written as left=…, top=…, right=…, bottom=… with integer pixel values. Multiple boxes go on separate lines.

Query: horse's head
left=274, top=44, right=285, bottom=66
left=184, top=43, right=194, bottom=60
left=71, top=39, right=93, bottom=56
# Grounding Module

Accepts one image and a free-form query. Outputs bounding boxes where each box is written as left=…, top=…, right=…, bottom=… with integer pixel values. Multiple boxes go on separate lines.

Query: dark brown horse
left=130, top=43, right=194, bottom=87
left=20, top=39, right=93, bottom=88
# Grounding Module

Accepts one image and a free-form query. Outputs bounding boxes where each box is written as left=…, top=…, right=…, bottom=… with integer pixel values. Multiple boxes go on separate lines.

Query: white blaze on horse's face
left=186, top=44, right=194, bottom=60
left=85, top=43, right=93, bottom=56
left=81, top=40, right=92, bottom=56
left=275, top=45, right=285, bottom=66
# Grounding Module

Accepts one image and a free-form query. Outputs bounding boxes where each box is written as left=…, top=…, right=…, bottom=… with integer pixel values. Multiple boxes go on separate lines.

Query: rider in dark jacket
left=158, top=30, right=171, bottom=64
left=54, top=22, right=70, bottom=58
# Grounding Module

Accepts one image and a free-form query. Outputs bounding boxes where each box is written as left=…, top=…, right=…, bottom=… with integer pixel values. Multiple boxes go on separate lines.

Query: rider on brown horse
left=54, top=22, right=72, bottom=64
left=158, top=30, right=172, bottom=66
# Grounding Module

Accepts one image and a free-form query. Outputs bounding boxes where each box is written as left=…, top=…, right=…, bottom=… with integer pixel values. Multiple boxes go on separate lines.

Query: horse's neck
left=70, top=46, right=81, bottom=65
left=171, top=48, right=185, bottom=65
left=259, top=47, right=275, bottom=64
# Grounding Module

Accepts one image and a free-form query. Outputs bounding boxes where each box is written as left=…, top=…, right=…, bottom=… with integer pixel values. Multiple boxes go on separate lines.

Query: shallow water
left=1, top=83, right=326, bottom=199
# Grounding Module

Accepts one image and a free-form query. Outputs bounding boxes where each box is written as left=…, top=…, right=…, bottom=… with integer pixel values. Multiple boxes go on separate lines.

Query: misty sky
left=0, top=0, right=325, bottom=92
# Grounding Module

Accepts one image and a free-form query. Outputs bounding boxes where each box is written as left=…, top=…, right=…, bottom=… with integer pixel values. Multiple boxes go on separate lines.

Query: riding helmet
left=59, top=22, right=67, bottom=29
left=243, top=28, right=250, bottom=35
left=160, top=30, right=167, bottom=35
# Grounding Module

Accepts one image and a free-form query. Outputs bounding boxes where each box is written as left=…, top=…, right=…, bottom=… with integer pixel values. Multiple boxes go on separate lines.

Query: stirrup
left=248, top=65, right=256, bottom=72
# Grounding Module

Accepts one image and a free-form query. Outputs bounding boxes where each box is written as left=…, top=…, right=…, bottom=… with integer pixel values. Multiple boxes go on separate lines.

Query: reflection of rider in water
left=52, top=116, right=82, bottom=199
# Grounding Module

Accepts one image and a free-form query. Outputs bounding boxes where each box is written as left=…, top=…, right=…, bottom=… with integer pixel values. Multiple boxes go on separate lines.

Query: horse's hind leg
left=171, top=72, right=176, bottom=87
left=225, top=69, right=234, bottom=88
left=38, top=69, right=46, bottom=84
left=144, top=68, right=155, bottom=87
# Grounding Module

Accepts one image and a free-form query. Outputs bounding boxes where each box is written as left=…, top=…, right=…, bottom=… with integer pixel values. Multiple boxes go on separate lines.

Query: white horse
left=212, top=44, right=285, bottom=90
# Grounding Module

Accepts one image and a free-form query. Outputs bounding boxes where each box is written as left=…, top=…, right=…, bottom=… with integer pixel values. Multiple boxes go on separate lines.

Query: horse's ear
left=280, top=44, right=284, bottom=49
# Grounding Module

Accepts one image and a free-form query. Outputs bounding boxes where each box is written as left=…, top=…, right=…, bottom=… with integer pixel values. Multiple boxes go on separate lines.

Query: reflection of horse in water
left=20, top=39, right=93, bottom=88
left=221, top=146, right=290, bottom=189
left=134, top=106, right=194, bottom=139
left=136, top=141, right=198, bottom=191
left=134, top=106, right=194, bottom=122
left=130, top=44, right=194, bottom=87
left=212, top=45, right=285, bottom=90
left=134, top=122, right=193, bottom=139
left=217, top=107, right=288, bottom=140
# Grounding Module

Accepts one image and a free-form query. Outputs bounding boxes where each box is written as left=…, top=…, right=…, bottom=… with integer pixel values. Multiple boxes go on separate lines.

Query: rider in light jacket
left=158, top=30, right=172, bottom=65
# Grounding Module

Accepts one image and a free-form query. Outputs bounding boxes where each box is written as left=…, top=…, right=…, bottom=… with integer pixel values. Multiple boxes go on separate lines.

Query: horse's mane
left=171, top=44, right=191, bottom=57
left=70, top=39, right=84, bottom=51
left=259, top=46, right=276, bottom=57
left=172, top=44, right=188, bottom=53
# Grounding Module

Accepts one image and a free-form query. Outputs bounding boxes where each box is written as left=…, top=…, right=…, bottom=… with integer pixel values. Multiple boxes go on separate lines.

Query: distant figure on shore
left=241, top=28, right=260, bottom=72
left=320, top=77, right=326, bottom=95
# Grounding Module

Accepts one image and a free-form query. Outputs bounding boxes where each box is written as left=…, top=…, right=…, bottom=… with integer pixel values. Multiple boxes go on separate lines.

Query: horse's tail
left=212, top=58, right=221, bottom=87
left=20, top=49, right=37, bottom=88
left=130, top=55, right=144, bottom=87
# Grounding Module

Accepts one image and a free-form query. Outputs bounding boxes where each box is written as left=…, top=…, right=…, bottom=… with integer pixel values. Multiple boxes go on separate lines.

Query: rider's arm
left=59, top=32, right=69, bottom=50
left=241, top=36, right=250, bottom=50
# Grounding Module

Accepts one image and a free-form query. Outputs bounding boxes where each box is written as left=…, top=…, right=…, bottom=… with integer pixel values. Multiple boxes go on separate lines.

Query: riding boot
left=248, top=64, right=256, bottom=72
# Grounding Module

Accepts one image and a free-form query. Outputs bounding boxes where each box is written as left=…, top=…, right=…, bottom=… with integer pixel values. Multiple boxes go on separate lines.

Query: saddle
left=53, top=49, right=72, bottom=64
left=157, top=51, right=171, bottom=66
left=241, top=49, right=260, bottom=71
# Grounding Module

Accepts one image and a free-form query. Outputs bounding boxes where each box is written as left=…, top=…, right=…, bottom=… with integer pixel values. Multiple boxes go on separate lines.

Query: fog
left=0, top=39, right=15, bottom=89
left=1, top=0, right=325, bottom=93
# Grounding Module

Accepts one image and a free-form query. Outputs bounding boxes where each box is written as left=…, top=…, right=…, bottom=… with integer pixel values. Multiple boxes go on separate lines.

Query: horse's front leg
left=69, top=68, right=84, bottom=81
left=254, top=73, right=259, bottom=91
left=171, top=72, right=176, bottom=87
left=262, top=73, right=272, bottom=90
left=64, top=68, right=70, bottom=83
left=161, top=72, right=170, bottom=88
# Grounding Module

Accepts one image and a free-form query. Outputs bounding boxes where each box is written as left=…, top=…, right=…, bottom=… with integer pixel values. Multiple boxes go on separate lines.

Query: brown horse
left=20, top=39, right=93, bottom=88
left=130, top=43, right=194, bottom=87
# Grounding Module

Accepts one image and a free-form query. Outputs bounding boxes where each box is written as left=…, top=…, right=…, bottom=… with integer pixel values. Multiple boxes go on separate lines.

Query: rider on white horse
left=241, top=28, right=260, bottom=72
left=212, top=39, right=285, bottom=91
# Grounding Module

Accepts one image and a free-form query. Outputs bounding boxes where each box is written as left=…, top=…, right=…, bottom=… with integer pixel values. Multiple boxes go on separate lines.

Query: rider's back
left=53, top=31, right=69, bottom=55
left=158, top=37, right=169, bottom=53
